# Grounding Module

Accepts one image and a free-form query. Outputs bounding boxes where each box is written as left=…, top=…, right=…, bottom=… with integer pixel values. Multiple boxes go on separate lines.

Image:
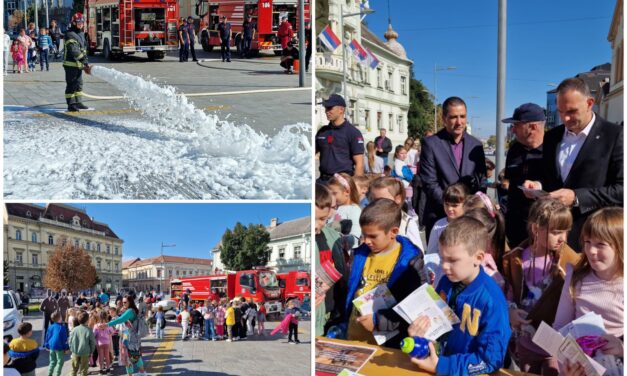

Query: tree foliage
left=486, top=135, right=497, bottom=148
left=43, top=236, right=97, bottom=292
left=219, top=223, right=271, bottom=271
left=408, top=72, right=436, bottom=139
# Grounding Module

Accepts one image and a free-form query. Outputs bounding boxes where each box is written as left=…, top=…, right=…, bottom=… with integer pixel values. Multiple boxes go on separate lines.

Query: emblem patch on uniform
left=327, top=135, right=334, bottom=144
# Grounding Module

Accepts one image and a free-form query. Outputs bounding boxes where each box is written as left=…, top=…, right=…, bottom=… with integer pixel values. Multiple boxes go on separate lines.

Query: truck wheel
left=103, top=39, right=111, bottom=60
left=200, top=30, right=213, bottom=52
left=274, top=50, right=282, bottom=56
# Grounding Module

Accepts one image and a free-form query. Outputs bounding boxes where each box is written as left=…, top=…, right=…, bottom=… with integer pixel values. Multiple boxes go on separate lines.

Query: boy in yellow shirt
left=225, top=301, right=235, bottom=342
left=342, top=198, right=427, bottom=348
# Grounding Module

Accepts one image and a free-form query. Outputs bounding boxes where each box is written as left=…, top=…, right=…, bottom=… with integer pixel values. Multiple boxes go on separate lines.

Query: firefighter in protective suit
left=63, top=13, right=92, bottom=112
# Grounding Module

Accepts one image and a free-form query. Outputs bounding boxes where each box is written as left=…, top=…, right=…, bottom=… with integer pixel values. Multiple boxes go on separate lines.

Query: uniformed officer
left=501, top=103, right=546, bottom=247
left=315, top=94, right=365, bottom=184
left=241, top=14, right=255, bottom=58
left=186, top=16, right=198, bottom=62
left=178, top=17, right=189, bottom=62
left=63, top=12, right=91, bottom=112
left=217, top=15, right=232, bottom=62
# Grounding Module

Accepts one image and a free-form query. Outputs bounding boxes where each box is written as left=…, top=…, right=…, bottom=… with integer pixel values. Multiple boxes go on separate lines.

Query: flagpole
left=341, top=5, right=347, bottom=98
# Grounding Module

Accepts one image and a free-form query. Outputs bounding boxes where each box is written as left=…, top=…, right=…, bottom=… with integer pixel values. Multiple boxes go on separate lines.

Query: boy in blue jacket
left=409, top=216, right=511, bottom=376
left=44, top=311, right=70, bottom=376
left=343, top=198, right=427, bottom=348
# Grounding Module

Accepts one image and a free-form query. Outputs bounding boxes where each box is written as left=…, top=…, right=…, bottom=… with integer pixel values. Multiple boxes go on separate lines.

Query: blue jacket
left=44, top=322, right=69, bottom=351
left=344, top=235, right=426, bottom=347
left=37, top=34, right=52, bottom=49
left=435, top=267, right=511, bottom=376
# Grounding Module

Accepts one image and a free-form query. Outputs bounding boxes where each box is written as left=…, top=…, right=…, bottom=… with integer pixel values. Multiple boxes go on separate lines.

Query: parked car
left=151, top=299, right=177, bottom=312
left=4, top=289, right=24, bottom=342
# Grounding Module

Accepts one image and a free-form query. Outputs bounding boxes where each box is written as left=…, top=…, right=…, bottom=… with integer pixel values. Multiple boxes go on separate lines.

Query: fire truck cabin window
left=296, top=278, right=309, bottom=286
left=240, top=273, right=256, bottom=290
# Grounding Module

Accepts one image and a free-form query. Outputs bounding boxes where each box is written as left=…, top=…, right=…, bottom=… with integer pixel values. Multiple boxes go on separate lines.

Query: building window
left=279, top=247, right=285, bottom=259
left=401, top=76, right=407, bottom=95
left=25, top=210, right=31, bottom=217
left=399, top=115, right=405, bottom=134
left=72, top=216, right=80, bottom=226
left=59, top=214, right=64, bottom=220
left=169, top=270, right=173, bottom=277
left=97, top=243, right=101, bottom=252
left=294, top=246, right=301, bottom=259
left=75, top=239, right=79, bottom=248
left=364, top=109, right=371, bottom=132
left=377, top=112, right=382, bottom=129
left=97, top=259, right=101, bottom=269
left=176, top=270, right=179, bottom=276
left=106, top=245, right=110, bottom=254
left=114, top=246, right=118, bottom=255
left=86, top=241, right=90, bottom=250
left=115, top=262, right=119, bottom=272
left=377, top=67, right=382, bottom=88
left=389, top=113, right=394, bottom=131
left=15, top=229, right=21, bottom=241
left=387, top=71, right=393, bottom=92
left=48, top=235, right=54, bottom=245
left=31, top=253, right=38, bottom=266
left=16, top=252, right=23, bottom=265
left=31, top=233, right=37, bottom=243
left=6, top=2, right=16, bottom=10
left=106, top=261, right=111, bottom=271
left=157, top=269, right=162, bottom=278
left=616, top=43, right=623, bottom=83
left=183, top=270, right=186, bottom=276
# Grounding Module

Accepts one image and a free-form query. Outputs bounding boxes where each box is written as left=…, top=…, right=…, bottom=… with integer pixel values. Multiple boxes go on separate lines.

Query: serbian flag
left=366, top=47, right=379, bottom=69
left=349, top=39, right=368, bottom=62
left=318, top=25, right=341, bottom=52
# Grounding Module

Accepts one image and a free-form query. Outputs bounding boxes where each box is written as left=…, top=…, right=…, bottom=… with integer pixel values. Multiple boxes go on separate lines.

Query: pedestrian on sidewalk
left=44, top=312, right=70, bottom=376
left=285, top=300, right=301, bottom=344
left=186, top=17, right=198, bottom=62
left=10, top=40, right=24, bottom=74
left=215, top=300, right=226, bottom=340
left=93, top=311, right=114, bottom=374
left=37, top=27, right=52, bottom=71
left=107, top=307, right=121, bottom=362
left=4, top=28, right=11, bottom=75
left=245, top=299, right=257, bottom=335
left=107, top=294, right=148, bottom=376
left=217, top=15, right=232, bottom=62
left=257, top=302, right=266, bottom=335
left=178, top=303, right=191, bottom=340
left=69, top=312, right=96, bottom=376
left=178, top=18, right=189, bottom=62
left=225, top=300, right=235, bottom=342
left=155, top=306, right=165, bottom=339
left=27, top=30, right=37, bottom=72
left=203, top=300, right=216, bottom=341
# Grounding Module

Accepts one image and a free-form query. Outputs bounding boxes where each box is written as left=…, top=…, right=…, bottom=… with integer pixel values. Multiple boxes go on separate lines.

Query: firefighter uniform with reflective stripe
left=63, top=27, right=89, bottom=109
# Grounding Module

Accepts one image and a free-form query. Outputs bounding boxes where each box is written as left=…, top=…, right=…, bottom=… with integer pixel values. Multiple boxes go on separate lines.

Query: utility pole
left=495, top=0, right=507, bottom=173
left=160, top=242, right=175, bottom=295
left=298, top=0, right=305, bottom=87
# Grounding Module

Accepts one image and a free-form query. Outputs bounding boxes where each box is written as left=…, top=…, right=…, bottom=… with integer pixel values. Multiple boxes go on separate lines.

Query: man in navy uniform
left=315, top=94, right=365, bottom=183
left=242, top=14, right=255, bottom=58
left=186, top=16, right=198, bottom=62
left=218, top=15, right=232, bottom=62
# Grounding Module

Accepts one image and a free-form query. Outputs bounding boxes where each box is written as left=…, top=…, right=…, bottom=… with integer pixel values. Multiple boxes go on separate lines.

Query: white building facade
left=315, top=0, right=413, bottom=147
left=601, top=0, right=623, bottom=125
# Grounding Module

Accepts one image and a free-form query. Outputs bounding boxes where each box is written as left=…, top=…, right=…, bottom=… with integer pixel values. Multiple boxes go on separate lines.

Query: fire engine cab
left=85, top=0, right=180, bottom=60
left=194, top=0, right=309, bottom=56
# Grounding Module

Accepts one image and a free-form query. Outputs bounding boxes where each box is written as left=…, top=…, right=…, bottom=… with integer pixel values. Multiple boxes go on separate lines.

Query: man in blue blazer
left=523, top=77, right=623, bottom=251
left=419, top=96, right=487, bottom=240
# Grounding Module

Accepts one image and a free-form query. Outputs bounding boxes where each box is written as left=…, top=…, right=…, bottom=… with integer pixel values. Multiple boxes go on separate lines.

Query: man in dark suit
left=419, top=96, right=487, bottom=240
left=524, top=77, right=623, bottom=251
left=374, top=128, right=393, bottom=166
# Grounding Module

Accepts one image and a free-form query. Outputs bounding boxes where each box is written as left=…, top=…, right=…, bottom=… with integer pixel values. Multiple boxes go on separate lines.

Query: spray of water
left=90, top=66, right=311, bottom=162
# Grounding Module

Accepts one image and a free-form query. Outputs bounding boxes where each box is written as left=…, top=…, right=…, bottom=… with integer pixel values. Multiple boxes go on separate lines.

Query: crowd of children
left=6, top=24, right=55, bottom=74
left=316, top=172, right=624, bottom=376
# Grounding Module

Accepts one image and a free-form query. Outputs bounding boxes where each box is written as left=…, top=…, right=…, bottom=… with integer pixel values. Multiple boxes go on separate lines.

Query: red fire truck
left=194, top=0, right=309, bottom=56
left=170, top=268, right=282, bottom=315
left=277, top=270, right=310, bottom=303
left=85, top=0, right=180, bottom=60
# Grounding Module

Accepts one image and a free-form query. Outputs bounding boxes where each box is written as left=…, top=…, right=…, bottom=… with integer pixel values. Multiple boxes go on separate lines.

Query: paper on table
left=352, top=285, right=398, bottom=345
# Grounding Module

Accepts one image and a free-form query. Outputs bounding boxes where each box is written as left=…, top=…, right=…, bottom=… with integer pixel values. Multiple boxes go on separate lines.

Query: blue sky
left=70, top=203, right=310, bottom=260
left=364, top=0, right=615, bottom=138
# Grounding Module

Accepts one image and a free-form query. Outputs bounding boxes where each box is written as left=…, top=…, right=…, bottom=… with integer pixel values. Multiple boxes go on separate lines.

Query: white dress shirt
left=557, top=113, right=595, bottom=182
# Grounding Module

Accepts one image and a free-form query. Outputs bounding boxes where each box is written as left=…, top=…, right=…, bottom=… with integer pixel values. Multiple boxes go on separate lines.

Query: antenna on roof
left=387, top=0, right=391, bottom=25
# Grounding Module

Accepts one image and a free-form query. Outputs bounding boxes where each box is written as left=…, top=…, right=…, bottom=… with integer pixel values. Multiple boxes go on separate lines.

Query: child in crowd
left=10, top=40, right=24, bottom=74
left=315, top=183, right=348, bottom=337
left=409, top=217, right=511, bottom=375
left=234, top=299, right=243, bottom=340
left=37, top=27, right=52, bottom=71
left=245, top=300, right=257, bottom=335
left=353, top=175, right=371, bottom=208
left=327, top=173, right=362, bottom=247
left=69, top=311, right=96, bottom=376
left=4, top=342, right=21, bottom=376
left=365, top=141, right=385, bottom=175
left=8, top=322, right=40, bottom=376
left=551, top=207, right=624, bottom=374
left=27, top=31, right=37, bottom=72
left=44, top=311, right=70, bottom=376
left=496, top=168, right=509, bottom=215
left=146, top=309, right=155, bottom=337
left=225, top=301, right=235, bottom=342
left=178, top=304, right=191, bottom=340
left=88, top=310, right=100, bottom=367
left=285, top=299, right=302, bottom=344
left=383, top=165, right=392, bottom=176
left=191, top=305, right=203, bottom=339
left=426, top=183, right=469, bottom=255
left=502, top=197, right=578, bottom=375
left=343, top=199, right=428, bottom=348
left=93, top=310, right=114, bottom=374
left=257, top=302, right=266, bottom=335
left=215, top=301, right=226, bottom=340
left=155, top=306, right=166, bottom=339
left=203, top=301, right=216, bottom=341
left=485, top=159, right=496, bottom=189
left=368, top=176, right=424, bottom=251
left=463, top=192, right=507, bottom=287
left=108, top=307, right=120, bottom=362
left=391, top=145, right=414, bottom=201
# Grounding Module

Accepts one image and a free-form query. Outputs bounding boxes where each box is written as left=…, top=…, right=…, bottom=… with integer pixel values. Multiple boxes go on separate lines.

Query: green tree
left=486, top=135, right=497, bottom=148
left=407, top=72, right=436, bottom=139
left=219, top=222, right=271, bottom=271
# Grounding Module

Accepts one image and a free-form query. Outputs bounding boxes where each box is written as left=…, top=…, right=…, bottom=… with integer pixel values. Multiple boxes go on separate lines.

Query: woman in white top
left=364, top=141, right=385, bottom=175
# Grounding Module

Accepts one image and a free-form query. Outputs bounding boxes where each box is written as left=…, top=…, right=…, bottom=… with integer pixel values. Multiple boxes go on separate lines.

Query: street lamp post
left=340, top=5, right=374, bottom=98
left=160, top=242, right=175, bottom=296
left=433, top=64, right=457, bottom=133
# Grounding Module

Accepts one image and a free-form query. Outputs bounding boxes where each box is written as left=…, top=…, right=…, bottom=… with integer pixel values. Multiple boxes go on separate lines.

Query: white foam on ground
left=3, top=67, right=311, bottom=199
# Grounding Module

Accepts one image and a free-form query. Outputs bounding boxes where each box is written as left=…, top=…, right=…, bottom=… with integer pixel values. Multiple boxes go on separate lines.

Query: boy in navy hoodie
left=44, top=311, right=70, bottom=376
left=408, top=216, right=511, bottom=376
left=344, top=198, right=427, bottom=348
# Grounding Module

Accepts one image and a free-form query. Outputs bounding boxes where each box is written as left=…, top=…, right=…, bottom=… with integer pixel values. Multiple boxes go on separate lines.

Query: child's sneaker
left=226, top=338, right=232, bottom=342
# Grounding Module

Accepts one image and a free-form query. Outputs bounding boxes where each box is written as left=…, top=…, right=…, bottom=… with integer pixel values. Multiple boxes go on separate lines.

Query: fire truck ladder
left=123, top=0, right=134, bottom=45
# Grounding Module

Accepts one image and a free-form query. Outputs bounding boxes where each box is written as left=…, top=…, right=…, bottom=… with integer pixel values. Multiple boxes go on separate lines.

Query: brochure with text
left=352, top=284, right=398, bottom=345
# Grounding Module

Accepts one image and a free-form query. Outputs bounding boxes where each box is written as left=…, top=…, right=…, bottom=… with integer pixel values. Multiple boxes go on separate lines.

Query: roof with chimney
left=5, top=203, right=120, bottom=239
left=268, top=216, right=310, bottom=240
